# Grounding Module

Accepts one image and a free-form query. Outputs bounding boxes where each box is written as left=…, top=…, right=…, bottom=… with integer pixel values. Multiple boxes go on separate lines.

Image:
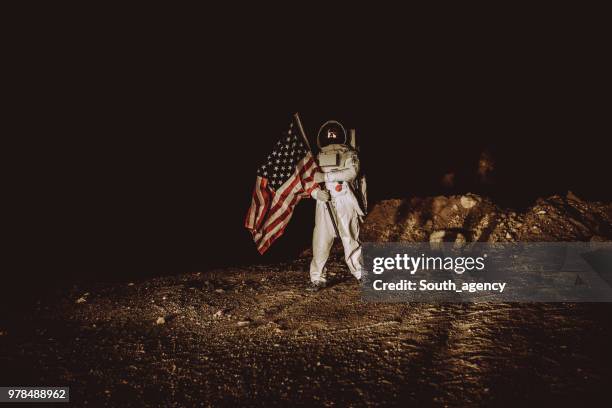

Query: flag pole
left=293, top=112, right=340, bottom=239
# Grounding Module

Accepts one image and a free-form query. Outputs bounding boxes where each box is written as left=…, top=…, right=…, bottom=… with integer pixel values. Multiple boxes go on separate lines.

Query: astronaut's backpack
left=353, top=173, right=368, bottom=215
left=349, top=129, right=368, bottom=215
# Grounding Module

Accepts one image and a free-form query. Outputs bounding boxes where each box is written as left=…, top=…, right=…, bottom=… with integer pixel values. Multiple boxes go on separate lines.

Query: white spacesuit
left=309, top=120, right=365, bottom=288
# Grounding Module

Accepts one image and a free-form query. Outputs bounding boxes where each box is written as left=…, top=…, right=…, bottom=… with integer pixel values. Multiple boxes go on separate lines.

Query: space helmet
left=316, top=120, right=347, bottom=149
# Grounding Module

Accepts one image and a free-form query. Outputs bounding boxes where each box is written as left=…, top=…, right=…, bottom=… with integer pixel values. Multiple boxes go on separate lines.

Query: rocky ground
left=1, top=192, right=611, bottom=407
left=362, top=191, right=612, bottom=244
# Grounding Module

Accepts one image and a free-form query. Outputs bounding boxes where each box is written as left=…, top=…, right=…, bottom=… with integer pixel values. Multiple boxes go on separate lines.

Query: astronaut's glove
left=311, top=188, right=331, bottom=202
left=313, top=172, right=326, bottom=183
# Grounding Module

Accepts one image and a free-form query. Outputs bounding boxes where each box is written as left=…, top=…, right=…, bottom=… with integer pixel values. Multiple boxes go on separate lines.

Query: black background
left=5, top=20, right=611, bottom=307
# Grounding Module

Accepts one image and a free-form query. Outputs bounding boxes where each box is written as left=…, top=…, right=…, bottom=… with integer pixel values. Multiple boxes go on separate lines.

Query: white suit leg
left=309, top=201, right=335, bottom=283
left=335, top=199, right=363, bottom=279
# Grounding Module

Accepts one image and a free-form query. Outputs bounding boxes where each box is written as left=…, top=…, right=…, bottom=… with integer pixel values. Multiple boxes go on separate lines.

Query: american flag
left=245, top=115, right=319, bottom=254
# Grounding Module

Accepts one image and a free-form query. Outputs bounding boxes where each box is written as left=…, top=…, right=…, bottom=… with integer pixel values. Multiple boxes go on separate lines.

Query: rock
left=362, top=193, right=611, bottom=244
left=460, top=195, right=478, bottom=209
left=75, top=292, right=90, bottom=304
left=454, top=233, right=467, bottom=246
left=215, top=288, right=225, bottom=294
left=429, top=230, right=446, bottom=243
left=155, top=317, right=165, bottom=325
left=506, top=233, right=512, bottom=239
left=213, top=310, right=224, bottom=318
left=237, top=321, right=250, bottom=327
left=567, top=190, right=583, bottom=203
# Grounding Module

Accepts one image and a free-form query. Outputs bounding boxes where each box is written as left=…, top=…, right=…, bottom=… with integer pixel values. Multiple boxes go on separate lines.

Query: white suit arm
left=324, top=154, right=359, bottom=182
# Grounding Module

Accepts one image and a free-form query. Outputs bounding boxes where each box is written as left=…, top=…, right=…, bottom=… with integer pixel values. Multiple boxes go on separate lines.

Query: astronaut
left=308, top=120, right=366, bottom=291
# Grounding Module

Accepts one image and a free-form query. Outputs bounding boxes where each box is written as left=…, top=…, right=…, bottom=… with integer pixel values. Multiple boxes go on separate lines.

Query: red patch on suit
left=335, top=183, right=343, bottom=192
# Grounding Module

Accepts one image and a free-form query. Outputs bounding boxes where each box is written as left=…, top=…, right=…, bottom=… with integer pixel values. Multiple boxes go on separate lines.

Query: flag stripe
left=265, top=156, right=315, bottom=217
left=254, top=177, right=270, bottom=230
left=256, top=200, right=299, bottom=252
left=255, top=179, right=303, bottom=248
left=255, top=184, right=305, bottom=253
left=255, top=156, right=315, bottom=236
left=256, top=209, right=295, bottom=254
left=245, top=117, right=320, bottom=254
left=245, top=176, right=271, bottom=231
left=254, top=157, right=317, bottom=250
left=245, top=178, right=260, bottom=229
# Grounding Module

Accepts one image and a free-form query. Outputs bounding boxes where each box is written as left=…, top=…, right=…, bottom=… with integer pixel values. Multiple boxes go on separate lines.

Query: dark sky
left=21, top=91, right=608, bottom=280
left=7, top=37, right=611, bottom=302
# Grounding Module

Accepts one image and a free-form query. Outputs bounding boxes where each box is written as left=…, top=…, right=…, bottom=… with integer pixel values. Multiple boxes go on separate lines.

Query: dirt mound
left=362, top=191, right=612, bottom=243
